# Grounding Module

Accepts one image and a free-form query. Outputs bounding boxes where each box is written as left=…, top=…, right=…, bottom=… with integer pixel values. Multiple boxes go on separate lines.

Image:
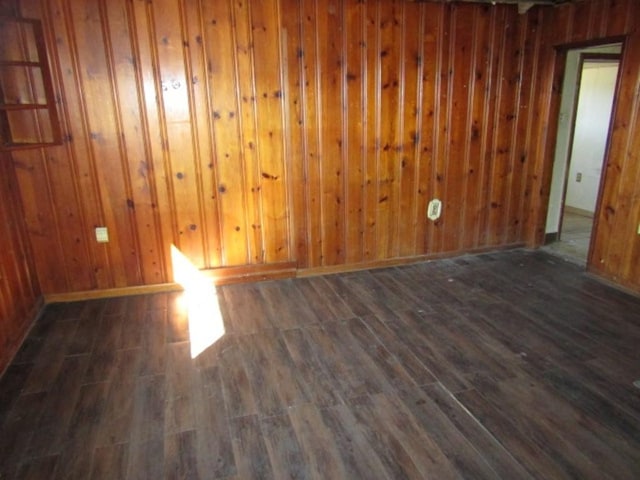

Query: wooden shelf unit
left=0, top=16, right=61, bottom=150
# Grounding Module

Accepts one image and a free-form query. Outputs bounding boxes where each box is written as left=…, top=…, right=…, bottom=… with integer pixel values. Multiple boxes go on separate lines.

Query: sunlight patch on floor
left=171, top=245, right=225, bottom=358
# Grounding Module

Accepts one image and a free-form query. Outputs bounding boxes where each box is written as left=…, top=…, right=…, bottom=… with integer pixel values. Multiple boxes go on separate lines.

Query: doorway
left=544, top=44, right=622, bottom=264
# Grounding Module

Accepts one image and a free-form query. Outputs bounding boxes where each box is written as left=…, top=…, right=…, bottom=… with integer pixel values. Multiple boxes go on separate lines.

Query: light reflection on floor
left=170, top=245, right=225, bottom=358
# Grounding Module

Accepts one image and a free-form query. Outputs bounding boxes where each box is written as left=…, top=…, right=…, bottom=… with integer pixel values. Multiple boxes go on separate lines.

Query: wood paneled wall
left=3, top=0, right=547, bottom=294
left=1, top=0, right=638, bottom=295
left=283, top=0, right=546, bottom=269
left=0, top=151, right=41, bottom=373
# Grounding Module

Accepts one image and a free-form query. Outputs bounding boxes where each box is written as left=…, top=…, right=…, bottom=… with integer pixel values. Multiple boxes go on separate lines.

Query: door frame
left=542, top=38, right=625, bottom=270
left=557, top=52, right=621, bottom=242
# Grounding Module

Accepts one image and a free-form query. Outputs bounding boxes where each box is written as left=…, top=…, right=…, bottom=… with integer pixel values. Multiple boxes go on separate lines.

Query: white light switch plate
left=95, top=227, right=109, bottom=243
left=427, top=199, right=442, bottom=221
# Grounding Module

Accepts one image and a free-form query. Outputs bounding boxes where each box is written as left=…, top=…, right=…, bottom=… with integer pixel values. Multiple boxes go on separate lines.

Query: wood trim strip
left=43, top=244, right=532, bottom=303
left=44, top=283, right=183, bottom=303
left=584, top=271, right=640, bottom=300
left=298, top=243, right=525, bottom=278
left=44, top=261, right=298, bottom=302
left=201, top=260, right=298, bottom=285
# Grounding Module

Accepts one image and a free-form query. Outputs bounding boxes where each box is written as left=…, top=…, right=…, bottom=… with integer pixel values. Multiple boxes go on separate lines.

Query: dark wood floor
left=2, top=249, right=640, bottom=479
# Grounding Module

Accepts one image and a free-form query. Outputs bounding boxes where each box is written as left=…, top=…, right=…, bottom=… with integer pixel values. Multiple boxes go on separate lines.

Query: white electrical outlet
left=427, top=198, right=442, bottom=221
left=95, top=227, right=109, bottom=243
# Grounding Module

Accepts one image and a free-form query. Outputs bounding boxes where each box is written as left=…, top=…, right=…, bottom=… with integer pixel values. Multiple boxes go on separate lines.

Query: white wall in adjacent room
left=565, top=62, right=619, bottom=214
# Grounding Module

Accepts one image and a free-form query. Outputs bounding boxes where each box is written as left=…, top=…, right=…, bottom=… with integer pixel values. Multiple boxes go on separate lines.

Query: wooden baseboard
left=44, top=283, right=183, bottom=304
left=585, top=270, right=640, bottom=298
left=43, top=262, right=298, bottom=303
left=564, top=206, right=594, bottom=218
left=42, top=247, right=532, bottom=304
left=201, top=261, right=297, bottom=285
left=297, top=243, right=525, bottom=278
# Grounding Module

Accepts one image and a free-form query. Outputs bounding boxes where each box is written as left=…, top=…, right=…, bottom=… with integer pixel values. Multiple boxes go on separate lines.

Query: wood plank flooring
left=2, top=249, right=640, bottom=479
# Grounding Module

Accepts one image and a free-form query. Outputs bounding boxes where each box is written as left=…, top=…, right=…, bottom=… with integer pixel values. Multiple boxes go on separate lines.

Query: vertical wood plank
left=427, top=3, right=450, bottom=254
left=477, top=6, right=501, bottom=247
left=103, top=0, right=166, bottom=285
left=251, top=0, right=291, bottom=264
left=487, top=6, right=516, bottom=247
left=362, top=0, right=380, bottom=262
left=508, top=12, right=538, bottom=244
left=415, top=3, right=441, bottom=254
left=375, top=0, right=402, bottom=260
left=316, top=0, right=346, bottom=266
left=70, top=0, right=142, bottom=286
left=398, top=2, right=423, bottom=257
left=280, top=0, right=309, bottom=267
left=229, top=0, right=263, bottom=265
left=202, top=0, right=249, bottom=266
left=604, top=0, right=632, bottom=38
left=442, top=3, right=474, bottom=252
left=463, top=5, right=491, bottom=250
left=301, top=0, right=323, bottom=267
left=127, top=0, right=177, bottom=282
left=397, top=1, right=422, bottom=258
left=152, top=0, right=205, bottom=266
left=344, top=0, right=366, bottom=264
left=522, top=5, right=558, bottom=248
left=183, top=0, right=223, bottom=269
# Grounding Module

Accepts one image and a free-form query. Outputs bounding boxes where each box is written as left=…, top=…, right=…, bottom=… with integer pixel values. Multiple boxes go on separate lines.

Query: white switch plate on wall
left=95, top=227, right=109, bottom=243
left=427, top=199, right=442, bottom=221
